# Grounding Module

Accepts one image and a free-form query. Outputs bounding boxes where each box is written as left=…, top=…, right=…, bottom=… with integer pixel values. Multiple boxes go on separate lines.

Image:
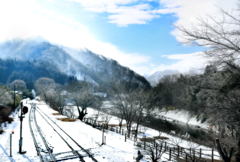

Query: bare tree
left=111, top=104, right=125, bottom=131
left=9, top=80, right=27, bottom=91
left=178, top=9, right=240, bottom=69
left=0, top=86, right=13, bottom=106
left=146, top=142, right=165, bottom=162
left=112, top=90, right=136, bottom=137
left=71, top=86, right=102, bottom=121
left=0, top=105, right=13, bottom=125
left=92, top=106, right=102, bottom=125
left=40, top=83, right=66, bottom=114
left=112, top=87, right=149, bottom=138
left=132, top=90, right=149, bottom=140
left=100, top=112, right=112, bottom=128
left=44, top=89, right=61, bottom=112
left=177, top=4, right=240, bottom=161
left=35, top=77, right=56, bottom=99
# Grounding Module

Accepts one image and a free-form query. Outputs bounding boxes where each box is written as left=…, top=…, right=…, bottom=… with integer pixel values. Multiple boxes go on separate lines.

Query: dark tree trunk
left=216, top=139, right=234, bottom=162
left=77, top=107, right=87, bottom=121
left=127, top=121, right=132, bottom=138
left=135, top=122, right=139, bottom=140
left=119, top=118, right=123, bottom=132
left=59, top=106, right=64, bottom=114
left=235, top=139, right=240, bottom=162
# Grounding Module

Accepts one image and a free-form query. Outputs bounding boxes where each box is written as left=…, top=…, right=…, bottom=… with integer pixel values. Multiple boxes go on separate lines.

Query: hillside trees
left=178, top=68, right=239, bottom=162
left=149, top=74, right=188, bottom=111
left=177, top=5, right=240, bottom=162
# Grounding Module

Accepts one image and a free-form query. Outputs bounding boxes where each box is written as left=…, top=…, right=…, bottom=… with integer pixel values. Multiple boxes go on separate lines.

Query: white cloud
left=108, top=4, right=159, bottom=26
left=62, top=0, right=239, bottom=74
left=1, top=0, right=238, bottom=76
left=151, top=52, right=208, bottom=74
left=69, top=0, right=238, bottom=28
left=159, top=0, right=239, bottom=41
left=69, top=0, right=137, bottom=13
left=0, top=0, right=152, bottom=75
left=69, top=0, right=164, bottom=26
left=68, top=0, right=239, bottom=36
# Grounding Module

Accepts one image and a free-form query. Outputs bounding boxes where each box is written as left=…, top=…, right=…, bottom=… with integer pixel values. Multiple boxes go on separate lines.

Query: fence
left=82, top=117, right=222, bottom=162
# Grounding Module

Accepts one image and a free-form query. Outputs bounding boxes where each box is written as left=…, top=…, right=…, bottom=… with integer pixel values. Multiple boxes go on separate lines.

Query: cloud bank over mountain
left=0, top=0, right=237, bottom=75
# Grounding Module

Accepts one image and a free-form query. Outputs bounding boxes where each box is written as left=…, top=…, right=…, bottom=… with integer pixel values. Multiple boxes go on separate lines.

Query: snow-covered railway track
left=36, top=106, right=98, bottom=162
left=29, top=105, right=57, bottom=162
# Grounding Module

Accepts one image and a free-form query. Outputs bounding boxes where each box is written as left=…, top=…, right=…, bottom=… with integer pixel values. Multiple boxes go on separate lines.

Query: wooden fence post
left=212, top=148, right=214, bottom=162
left=199, top=148, right=202, bottom=159
left=169, top=148, right=172, bottom=161
left=193, top=149, right=195, bottom=161
left=144, top=138, right=146, bottom=150
left=102, top=128, right=105, bottom=145
left=177, top=146, right=180, bottom=157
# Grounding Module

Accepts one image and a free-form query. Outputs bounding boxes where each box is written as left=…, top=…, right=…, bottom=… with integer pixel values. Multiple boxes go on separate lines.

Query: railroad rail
left=29, top=104, right=57, bottom=162
left=36, top=106, right=98, bottom=162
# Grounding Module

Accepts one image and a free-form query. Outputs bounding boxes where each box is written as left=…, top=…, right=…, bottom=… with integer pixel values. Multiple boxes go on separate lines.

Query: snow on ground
left=65, top=106, right=220, bottom=160
left=0, top=99, right=220, bottom=162
left=0, top=98, right=40, bottom=162
left=0, top=99, right=151, bottom=162
left=157, top=110, right=209, bottom=129
left=36, top=102, right=145, bottom=162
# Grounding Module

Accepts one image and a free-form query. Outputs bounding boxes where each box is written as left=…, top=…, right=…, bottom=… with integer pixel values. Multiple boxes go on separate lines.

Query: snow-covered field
left=64, top=106, right=220, bottom=160
left=157, top=110, right=209, bottom=129
left=0, top=99, right=149, bottom=162
left=35, top=103, right=144, bottom=162
left=0, top=99, right=220, bottom=162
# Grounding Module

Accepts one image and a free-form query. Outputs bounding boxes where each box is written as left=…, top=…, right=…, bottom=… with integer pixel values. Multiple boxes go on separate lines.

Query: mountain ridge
left=0, top=39, right=151, bottom=89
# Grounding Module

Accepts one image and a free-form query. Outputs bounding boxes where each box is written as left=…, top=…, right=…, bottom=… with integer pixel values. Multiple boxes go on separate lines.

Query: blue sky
left=0, top=0, right=237, bottom=75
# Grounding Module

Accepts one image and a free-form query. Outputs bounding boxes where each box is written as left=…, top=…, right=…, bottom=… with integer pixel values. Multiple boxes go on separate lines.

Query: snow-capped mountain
left=146, top=70, right=179, bottom=86
left=0, top=39, right=150, bottom=89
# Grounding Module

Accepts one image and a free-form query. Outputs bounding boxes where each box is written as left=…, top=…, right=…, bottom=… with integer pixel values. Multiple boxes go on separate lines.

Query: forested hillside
left=0, top=59, right=73, bottom=88
left=0, top=40, right=151, bottom=90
